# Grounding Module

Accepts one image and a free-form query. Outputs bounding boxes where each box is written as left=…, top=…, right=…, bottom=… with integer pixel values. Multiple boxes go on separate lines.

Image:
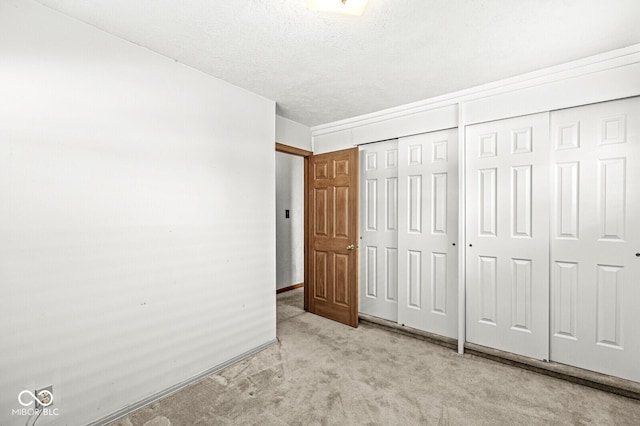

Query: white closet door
left=397, top=129, right=458, bottom=338
left=359, top=140, right=399, bottom=321
left=550, top=97, right=640, bottom=381
left=465, top=113, right=550, bottom=360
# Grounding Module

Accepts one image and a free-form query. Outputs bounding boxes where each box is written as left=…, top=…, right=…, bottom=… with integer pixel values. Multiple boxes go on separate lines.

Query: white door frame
left=457, top=103, right=467, bottom=354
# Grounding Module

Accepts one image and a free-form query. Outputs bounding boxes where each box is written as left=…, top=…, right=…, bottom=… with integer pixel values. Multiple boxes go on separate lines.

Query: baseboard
left=359, top=313, right=457, bottom=351
left=359, top=313, right=640, bottom=401
left=88, top=339, right=278, bottom=426
left=463, top=343, right=640, bottom=401
left=276, top=282, right=304, bottom=294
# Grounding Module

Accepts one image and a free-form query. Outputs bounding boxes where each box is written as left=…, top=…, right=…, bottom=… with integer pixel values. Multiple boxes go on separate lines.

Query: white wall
left=275, top=153, right=304, bottom=290
left=274, top=116, right=308, bottom=290
left=0, top=1, right=275, bottom=425
left=276, top=115, right=312, bottom=151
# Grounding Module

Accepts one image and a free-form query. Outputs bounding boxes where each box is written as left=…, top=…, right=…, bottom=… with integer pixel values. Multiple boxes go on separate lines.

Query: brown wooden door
left=308, top=148, right=359, bottom=327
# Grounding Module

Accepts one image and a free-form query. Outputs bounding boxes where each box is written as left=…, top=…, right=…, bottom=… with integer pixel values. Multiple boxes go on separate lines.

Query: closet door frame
left=457, top=104, right=467, bottom=354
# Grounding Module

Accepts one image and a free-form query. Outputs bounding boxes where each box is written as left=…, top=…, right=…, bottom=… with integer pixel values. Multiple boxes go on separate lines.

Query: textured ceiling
left=35, top=0, right=640, bottom=127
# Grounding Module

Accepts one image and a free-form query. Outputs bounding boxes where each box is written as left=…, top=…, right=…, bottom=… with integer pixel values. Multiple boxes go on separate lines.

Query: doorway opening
left=275, top=143, right=311, bottom=319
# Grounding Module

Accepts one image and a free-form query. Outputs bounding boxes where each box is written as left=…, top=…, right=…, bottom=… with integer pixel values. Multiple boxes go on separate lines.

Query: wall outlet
left=35, top=385, right=53, bottom=410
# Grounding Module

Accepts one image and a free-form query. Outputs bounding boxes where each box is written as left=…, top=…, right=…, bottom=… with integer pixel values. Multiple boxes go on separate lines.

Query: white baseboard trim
left=88, top=339, right=278, bottom=426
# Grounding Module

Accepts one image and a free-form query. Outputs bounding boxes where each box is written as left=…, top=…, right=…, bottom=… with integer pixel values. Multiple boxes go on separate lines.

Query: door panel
left=309, top=148, right=359, bottom=327
left=550, top=97, right=640, bottom=381
left=466, top=113, right=550, bottom=360
left=358, top=140, right=399, bottom=321
left=398, top=129, right=458, bottom=338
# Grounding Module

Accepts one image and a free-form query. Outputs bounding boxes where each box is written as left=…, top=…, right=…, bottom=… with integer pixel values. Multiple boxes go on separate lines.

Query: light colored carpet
left=109, top=288, right=640, bottom=425
left=276, top=287, right=305, bottom=324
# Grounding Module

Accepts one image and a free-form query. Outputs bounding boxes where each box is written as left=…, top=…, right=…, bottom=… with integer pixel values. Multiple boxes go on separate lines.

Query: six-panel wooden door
left=309, top=148, right=359, bottom=327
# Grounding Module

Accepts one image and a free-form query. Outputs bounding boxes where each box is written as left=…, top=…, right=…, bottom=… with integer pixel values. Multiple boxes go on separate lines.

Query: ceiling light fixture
left=307, top=0, right=369, bottom=16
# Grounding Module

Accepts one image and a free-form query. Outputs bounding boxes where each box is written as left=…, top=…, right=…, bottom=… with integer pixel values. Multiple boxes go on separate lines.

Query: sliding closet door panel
left=466, top=113, right=550, bottom=360
left=550, top=97, right=640, bottom=382
left=359, top=140, right=398, bottom=321
left=398, top=129, right=458, bottom=338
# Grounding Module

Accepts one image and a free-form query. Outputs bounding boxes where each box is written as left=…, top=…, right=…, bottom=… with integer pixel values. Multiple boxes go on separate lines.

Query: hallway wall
left=276, top=153, right=304, bottom=290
